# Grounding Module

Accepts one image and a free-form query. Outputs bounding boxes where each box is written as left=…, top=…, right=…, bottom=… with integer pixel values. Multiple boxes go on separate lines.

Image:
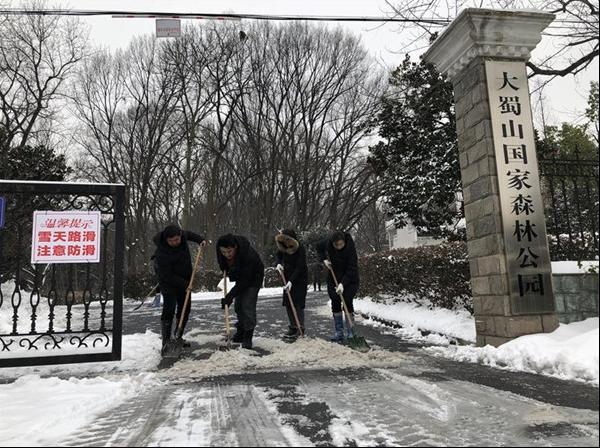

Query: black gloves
left=221, top=294, right=234, bottom=309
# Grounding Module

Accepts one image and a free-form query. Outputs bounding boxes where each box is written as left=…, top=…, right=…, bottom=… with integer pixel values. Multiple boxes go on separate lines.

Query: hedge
left=358, top=241, right=473, bottom=313
left=125, top=242, right=473, bottom=314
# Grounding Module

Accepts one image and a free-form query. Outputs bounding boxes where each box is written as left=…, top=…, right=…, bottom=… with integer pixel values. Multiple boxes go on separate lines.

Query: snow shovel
left=277, top=268, right=304, bottom=339
left=162, top=242, right=205, bottom=358
left=325, top=258, right=369, bottom=351
left=218, top=272, right=238, bottom=351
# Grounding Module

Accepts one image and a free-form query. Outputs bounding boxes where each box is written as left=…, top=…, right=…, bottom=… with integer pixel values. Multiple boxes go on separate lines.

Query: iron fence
left=0, top=180, right=125, bottom=368
left=538, top=150, right=599, bottom=262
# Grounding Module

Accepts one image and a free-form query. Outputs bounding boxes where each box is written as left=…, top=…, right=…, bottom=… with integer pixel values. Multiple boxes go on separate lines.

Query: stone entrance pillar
left=424, top=9, right=560, bottom=347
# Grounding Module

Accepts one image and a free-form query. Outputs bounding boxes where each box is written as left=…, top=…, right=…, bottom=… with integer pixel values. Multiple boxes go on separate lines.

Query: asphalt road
left=55, top=291, right=599, bottom=447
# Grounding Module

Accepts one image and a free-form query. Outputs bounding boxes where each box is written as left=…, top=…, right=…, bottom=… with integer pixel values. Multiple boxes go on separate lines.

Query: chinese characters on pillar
left=31, top=211, right=101, bottom=263
left=485, top=61, right=553, bottom=312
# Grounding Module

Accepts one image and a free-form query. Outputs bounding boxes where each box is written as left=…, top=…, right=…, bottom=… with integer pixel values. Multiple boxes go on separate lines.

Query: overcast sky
left=55, top=0, right=600, bottom=128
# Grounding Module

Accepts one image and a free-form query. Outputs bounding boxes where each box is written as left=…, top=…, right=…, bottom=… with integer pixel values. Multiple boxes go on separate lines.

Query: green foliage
left=587, top=81, right=599, bottom=124
left=264, top=267, right=283, bottom=288
left=358, top=242, right=473, bottom=313
left=300, top=227, right=331, bottom=263
left=369, top=55, right=461, bottom=237
left=586, top=81, right=599, bottom=145
left=0, top=129, right=72, bottom=180
left=537, top=122, right=598, bottom=159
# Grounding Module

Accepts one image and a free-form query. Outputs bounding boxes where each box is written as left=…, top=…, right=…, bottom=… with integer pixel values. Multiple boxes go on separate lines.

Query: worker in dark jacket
left=217, top=234, right=264, bottom=349
left=316, top=231, right=360, bottom=342
left=153, top=224, right=205, bottom=354
left=275, top=229, right=308, bottom=340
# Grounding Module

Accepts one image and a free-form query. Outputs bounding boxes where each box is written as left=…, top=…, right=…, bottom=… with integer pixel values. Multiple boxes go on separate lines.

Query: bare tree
left=72, top=36, right=183, bottom=271
left=161, top=25, right=217, bottom=229
left=354, top=201, right=389, bottom=253
left=229, top=22, right=385, bottom=251
left=0, top=0, right=87, bottom=147
left=71, top=20, right=387, bottom=274
left=386, top=0, right=599, bottom=79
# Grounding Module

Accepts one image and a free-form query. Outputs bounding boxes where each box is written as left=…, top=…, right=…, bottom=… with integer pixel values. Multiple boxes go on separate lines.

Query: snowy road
left=1, top=292, right=598, bottom=446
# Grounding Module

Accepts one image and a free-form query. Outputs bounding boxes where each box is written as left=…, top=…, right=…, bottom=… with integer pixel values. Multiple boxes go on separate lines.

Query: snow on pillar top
left=423, top=8, right=555, bottom=81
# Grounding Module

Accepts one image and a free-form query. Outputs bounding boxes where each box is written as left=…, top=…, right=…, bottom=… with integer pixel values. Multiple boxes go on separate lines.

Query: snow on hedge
left=354, top=296, right=476, bottom=343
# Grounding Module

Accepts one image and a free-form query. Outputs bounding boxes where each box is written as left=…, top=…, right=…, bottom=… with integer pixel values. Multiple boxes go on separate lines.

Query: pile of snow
left=427, top=318, right=599, bottom=385
left=352, top=297, right=476, bottom=343
left=0, top=373, right=156, bottom=446
left=0, top=330, right=162, bottom=379
left=161, top=336, right=407, bottom=381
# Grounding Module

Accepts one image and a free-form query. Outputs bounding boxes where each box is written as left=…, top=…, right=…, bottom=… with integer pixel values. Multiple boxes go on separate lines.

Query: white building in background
left=384, top=194, right=465, bottom=250
left=385, top=219, right=444, bottom=249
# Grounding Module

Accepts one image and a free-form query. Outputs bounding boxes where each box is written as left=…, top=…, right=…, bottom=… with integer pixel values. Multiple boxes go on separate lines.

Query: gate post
left=424, top=9, right=559, bottom=346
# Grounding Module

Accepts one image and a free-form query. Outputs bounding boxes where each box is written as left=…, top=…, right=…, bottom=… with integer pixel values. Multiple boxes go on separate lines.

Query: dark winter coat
left=152, top=230, right=205, bottom=296
left=217, top=235, right=264, bottom=301
left=315, top=233, right=360, bottom=288
left=276, top=233, right=308, bottom=309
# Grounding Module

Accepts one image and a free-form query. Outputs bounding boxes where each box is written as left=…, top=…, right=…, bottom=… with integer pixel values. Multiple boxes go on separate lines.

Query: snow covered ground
left=125, top=285, right=286, bottom=306
left=1, top=293, right=598, bottom=447
left=0, top=372, right=158, bottom=446
left=352, top=296, right=476, bottom=343
left=162, top=331, right=407, bottom=381
left=0, top=330, right=161, bottom=378
left=192, top=286, right=284, bottom=302
left=349, top=296, right=598, bottom=386
left=427, top=318, right=599, bottom=386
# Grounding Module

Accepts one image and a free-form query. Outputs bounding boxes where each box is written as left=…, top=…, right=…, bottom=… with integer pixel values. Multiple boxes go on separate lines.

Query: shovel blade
left=161, top=339, right=183, bottom=359
left=346, top=335, right=370, bottom=352
left=217, top=337, right=240, bottom=351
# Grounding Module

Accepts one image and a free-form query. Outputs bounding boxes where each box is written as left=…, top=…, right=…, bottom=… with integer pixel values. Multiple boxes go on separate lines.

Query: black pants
left=282, top=286, right=306, bottom=329
left=285, top=303, right=305, bottom=329
left=313, top=272, right=322, bottom=291
left=327, top=283, right=358, bottom=313
left=234, top=287, right=259, bottom=333
left=161, top=290, right=190, bottom=334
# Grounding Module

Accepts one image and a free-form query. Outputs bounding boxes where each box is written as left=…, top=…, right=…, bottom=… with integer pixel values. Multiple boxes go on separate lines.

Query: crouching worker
left=316, top=231, right=360, bottom=342
left=153, top=224, right=205, bottom=355
left=275, top=229, right=308, bottom=341
left=217, top=234, right=264, bottom=349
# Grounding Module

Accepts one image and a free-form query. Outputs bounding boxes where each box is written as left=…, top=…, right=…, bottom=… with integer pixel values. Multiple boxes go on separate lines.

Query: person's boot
left=160, top=319, right=172, bottom=355
left=232, top=322, right=244, bottom=343
left=242, top=329, right=254, bottom=349
left=283, top=326, right=297, bottom=339
left=173, top=319, right=192, bottom=348
left=330, top=313, right=344, bottom=342
left=345, top=313, right=355, bottom=338
left=232, top=332, right=244, bottom=343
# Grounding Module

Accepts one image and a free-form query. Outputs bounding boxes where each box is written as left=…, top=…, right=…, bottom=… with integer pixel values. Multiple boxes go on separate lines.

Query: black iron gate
left=0, top=180, right=125, bottom=368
